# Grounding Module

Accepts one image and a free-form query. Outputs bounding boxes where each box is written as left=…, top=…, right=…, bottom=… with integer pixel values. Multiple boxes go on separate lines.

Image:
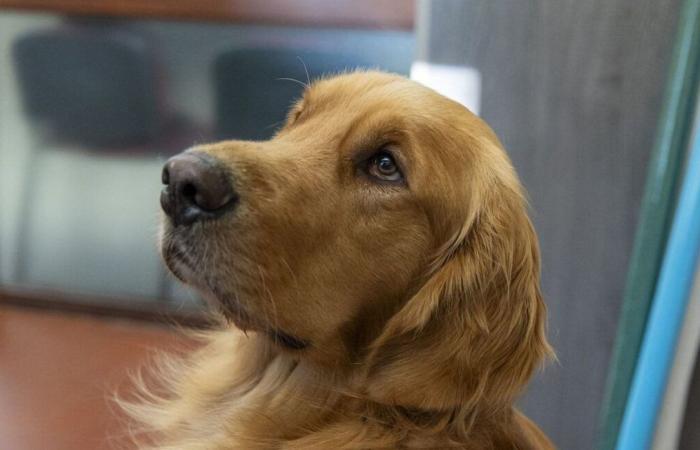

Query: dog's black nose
left=160, top=152, right=236, bottom=226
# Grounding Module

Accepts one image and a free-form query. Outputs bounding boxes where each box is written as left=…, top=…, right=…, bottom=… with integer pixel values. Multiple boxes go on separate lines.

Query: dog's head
left=159, top=71, right=551, bottom=411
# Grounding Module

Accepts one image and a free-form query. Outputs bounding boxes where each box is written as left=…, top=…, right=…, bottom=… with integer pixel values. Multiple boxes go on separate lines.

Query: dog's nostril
left=160, top=189, right=173, bottom=215
left=161, top=166, right=170, bottom=185
left=182, top=182, right=197, bottom=199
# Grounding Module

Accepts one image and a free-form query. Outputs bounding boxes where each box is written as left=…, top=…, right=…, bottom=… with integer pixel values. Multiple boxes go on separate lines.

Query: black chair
left=13, top=24, right=161, bottom=148
left=213, top=48, right=373, bottom=140
left=11, top=24, right=169, bottom=295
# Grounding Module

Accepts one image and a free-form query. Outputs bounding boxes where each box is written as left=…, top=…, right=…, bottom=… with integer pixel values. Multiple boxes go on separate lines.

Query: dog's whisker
left=296, top=56, right=311, bottom=87
left=279, top=256, right=299, bottom=291
left=257, top=264, right=279, bottom=335
left=276, top=76, right=309, bottom=90
left=264, top=119, right=285, bottom=131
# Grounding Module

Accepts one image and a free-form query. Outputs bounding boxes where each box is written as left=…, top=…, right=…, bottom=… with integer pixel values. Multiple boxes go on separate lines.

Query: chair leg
left=14, top=140, right=40, bottom=284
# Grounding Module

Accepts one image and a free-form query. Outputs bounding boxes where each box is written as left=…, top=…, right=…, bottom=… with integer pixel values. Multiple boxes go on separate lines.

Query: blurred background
left=1, top=1, right=700, bottom=449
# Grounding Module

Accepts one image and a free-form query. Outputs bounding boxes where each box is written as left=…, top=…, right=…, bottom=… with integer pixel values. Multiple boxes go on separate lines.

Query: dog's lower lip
left=162, top=248, right=188, bottom=282
left=161, top=232, right=270, bottom=339
left=161, top=235, right=198, bottom=284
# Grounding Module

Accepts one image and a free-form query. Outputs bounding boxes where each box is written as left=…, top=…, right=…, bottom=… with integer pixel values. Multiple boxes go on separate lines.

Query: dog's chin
left=172, top=266, right=255, bottom=331
left=160, top=235, right=255, bottom=331
left=200, top=287, right=256, bottom=331
left=159, top=231, right=309, bottom=349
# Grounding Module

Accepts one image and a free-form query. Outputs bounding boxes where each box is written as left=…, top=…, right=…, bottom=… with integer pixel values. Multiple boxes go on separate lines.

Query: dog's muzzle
left=160, top=151, right=238, bottom=226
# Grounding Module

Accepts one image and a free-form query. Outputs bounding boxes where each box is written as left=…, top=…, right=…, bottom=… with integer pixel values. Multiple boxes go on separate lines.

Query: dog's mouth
left=160, top=230, right=204, bottom=286
left=160, top=230, right=310, bottom=350
left=161, top=231, right=254, bottom=328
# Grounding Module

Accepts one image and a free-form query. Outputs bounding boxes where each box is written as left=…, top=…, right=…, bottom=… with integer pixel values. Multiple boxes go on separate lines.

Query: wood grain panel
left=418, top=1, right=680, bottom=449
left=0, top=305, right=194, bottom=450
left=0, top=0, right=414, bottom=29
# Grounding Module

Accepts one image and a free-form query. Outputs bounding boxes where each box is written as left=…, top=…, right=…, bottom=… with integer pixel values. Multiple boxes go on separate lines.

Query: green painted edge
left=597, top=2, right=700, bottom=449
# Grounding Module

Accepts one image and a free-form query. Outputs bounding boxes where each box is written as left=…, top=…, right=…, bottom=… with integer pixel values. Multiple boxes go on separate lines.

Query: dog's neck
left=141, top=327, right=531, bottom=449
left=226, top=330, right=516, bottom=447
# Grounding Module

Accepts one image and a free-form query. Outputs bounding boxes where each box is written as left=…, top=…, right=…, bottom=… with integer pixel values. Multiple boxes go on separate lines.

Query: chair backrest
left=13, top=25, right=160, bottom=148
left=214, top=48, right=372, bottom=141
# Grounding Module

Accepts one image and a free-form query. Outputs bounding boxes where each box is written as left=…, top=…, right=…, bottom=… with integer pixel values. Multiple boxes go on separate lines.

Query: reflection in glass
left=0, top=12, right=415, bottom=310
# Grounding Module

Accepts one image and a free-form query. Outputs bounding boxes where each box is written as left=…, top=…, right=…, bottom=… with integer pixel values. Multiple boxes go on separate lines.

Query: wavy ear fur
left=363, top=142, right=552, bottom=420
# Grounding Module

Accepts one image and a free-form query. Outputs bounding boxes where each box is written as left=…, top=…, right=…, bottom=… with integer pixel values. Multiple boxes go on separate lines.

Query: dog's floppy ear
left=363, top=146, right=552, bottom=414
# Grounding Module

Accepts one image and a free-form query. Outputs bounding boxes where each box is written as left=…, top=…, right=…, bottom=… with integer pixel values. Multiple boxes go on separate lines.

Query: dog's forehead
left=297, top=72, right=500, bottom=174
left=312, top=71, right=406, bottom=93
left=308, top=72, right=486, bottom=137
left=308, top=72, right=434, bottom=110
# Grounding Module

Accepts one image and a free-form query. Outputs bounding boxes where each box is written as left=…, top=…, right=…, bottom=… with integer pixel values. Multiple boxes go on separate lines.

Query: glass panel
left=0, top=11, right=415, bottom=310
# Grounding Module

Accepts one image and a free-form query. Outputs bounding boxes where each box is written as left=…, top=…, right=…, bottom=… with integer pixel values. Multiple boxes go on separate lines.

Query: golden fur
left=123, top=71, right=554, bottom=449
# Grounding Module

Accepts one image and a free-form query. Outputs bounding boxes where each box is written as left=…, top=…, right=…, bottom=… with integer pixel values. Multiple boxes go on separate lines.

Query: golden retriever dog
left=125, top=71, right=554, bottom=449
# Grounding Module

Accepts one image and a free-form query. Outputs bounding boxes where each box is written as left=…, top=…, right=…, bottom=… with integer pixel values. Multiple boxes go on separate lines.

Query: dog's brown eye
left=368, top=152, right=403, bottom=182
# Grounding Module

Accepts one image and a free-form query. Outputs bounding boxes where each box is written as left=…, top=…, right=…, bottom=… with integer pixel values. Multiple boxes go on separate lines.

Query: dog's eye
left=368, top=151, right=403, bottom=182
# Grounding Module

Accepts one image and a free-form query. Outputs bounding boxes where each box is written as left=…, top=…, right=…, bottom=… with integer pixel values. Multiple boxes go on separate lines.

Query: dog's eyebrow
left=338, top=108, right=409, bottom=151
left=347, top=126, right=407, bottom=161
